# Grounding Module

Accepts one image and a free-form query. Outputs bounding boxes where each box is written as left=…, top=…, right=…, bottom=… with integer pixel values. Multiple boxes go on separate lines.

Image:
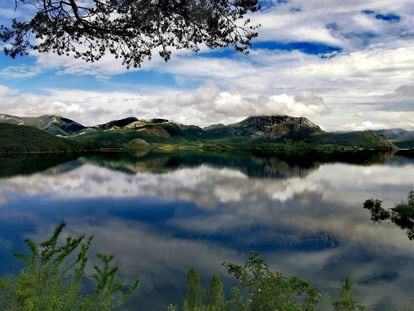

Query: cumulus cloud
left=253, top=0, right=413, bottom=48
left=0, top=1, right=413, bottom=130
left=0, top=36, right=413, bottom=130
left=0, top=87, right=141, bottom=125
left=343, top=121, right=389, bottom=131
left=0, top=83, right=329, bottom=126
left=139, top=85, right=330, bottom=126
left=150, top=39, right=414, bottom=102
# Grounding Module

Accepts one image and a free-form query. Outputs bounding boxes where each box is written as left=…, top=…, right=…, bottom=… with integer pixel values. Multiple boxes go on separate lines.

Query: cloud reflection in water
left=0, top=153, right=413, bottom=309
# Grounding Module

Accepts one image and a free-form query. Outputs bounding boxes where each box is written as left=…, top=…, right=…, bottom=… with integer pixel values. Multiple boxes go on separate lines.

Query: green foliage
left=332, top=278, right=365, bottom=311
left=0, top=226, right=366, bottom=311
left=0, top=114, right=396, bottom=154
left=69, top=116, right=396, bottom=153
left=207, top=273, right=225, bottom=309
left=303, top=132, right=396, bottom=150
left=0, top=223, right=139, bottom=311
left=184, top=268, right=204, bottom=310
left=223, top=251, right=321, bottom=311
left=173, top=252, right=365, bottom=311
left=170, top=269, right=226, bottom=311
left=175, top=252, right=323, bottom=311
left=0, top=124, right=79, bottom=154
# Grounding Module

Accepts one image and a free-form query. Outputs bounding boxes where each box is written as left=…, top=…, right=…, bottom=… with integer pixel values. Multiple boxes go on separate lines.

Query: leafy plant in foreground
left=172, top=252, right=365, bottom=311
left=223, top=251, right=322, bottom=311
left=0, top=223, right=139, bottom=311
left=171, top=252, right=322, bottom=310
left=332, top=278, right=365, bottom=311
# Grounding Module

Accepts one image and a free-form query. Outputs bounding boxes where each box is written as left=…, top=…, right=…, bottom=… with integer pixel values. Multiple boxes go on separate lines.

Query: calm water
left=0, top=152, right=414, bottom=310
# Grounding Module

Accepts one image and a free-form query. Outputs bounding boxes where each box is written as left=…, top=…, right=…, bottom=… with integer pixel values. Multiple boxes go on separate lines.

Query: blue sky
left=0, top=0, right=413, bottom=130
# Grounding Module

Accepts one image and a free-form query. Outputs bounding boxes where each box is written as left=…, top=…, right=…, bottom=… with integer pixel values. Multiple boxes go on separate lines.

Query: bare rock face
left=97, top=117, right=138, bottom=130
left=136, top=127, right=171, bottom=137
left=270, top=117, right=323, bottom=138
left=233, top=115, right=323, bottom=138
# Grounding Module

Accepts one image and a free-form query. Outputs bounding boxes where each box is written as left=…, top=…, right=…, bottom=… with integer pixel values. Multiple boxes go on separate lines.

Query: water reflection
left=364, top=192, right=414, bottom=240
left=0, top=154, right=79, bottom=178
left=0, top=151, right=413, bottom=310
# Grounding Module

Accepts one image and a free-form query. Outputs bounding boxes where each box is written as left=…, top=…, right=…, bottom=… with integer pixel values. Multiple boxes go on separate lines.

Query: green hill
left=393, top=139, right=414, bottom=149
left=0, top=124, right=79, bottom=154
left=298, top=131, right=396, bottom=150
left=69, top=116, right=396, bottom=152
left=0, top=114, right=397, bottom=154
left=0, top=114, right=86, bottom=136
left=374, top=129, right=414, bottom=149
left=204, top=115, right=323, bottom=138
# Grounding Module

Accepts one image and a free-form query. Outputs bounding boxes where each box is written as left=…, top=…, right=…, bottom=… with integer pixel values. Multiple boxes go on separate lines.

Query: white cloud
left=0, top=85, right=11, bottom=96
left=343, top=121, right=389, bottom=131
left=140, top=85, right=330, bottom=126
left=394, top=84, right=414, bottom=98
left=0, top=65, right=42, bottom=79
left=0, top=1, right=412, bottom=130
left=253, top=0, right=413, bottom=48
left=0, top=88, right=144, bottom=125
left=0, top=83, right=330, bottom=126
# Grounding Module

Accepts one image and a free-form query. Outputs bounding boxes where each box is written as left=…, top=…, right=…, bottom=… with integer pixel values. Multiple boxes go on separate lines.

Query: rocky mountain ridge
left=0, top=113, right=86, bottom=136
left=206, top=115, right=323, bottom=138
left=0, top=113, right=400, bottom=151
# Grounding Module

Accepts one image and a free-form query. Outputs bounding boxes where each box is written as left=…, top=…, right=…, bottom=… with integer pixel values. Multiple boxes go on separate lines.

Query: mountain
left=87, top=115, right=323, bottom=140
left=301, top=131, right=396, bottom=150
left=93, top=117, right=205, bottom=138
left=70, top=115, right=396, bottom=152
left=374, top=129, right=414, bottom=140
left=97, top=117, right=139, bottom=130
left=0, top=113, right=86, bottom=136
left=374, top=129, right=414, bottom=149
left=205, top=115, right=323, bottom=138
left=0, top=123, right=79, bottom=153
left=0, top=113, right=397, bottom=153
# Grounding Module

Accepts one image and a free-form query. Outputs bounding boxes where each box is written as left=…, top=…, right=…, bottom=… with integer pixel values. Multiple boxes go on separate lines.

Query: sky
left=0, top=0, right=413, bottom=130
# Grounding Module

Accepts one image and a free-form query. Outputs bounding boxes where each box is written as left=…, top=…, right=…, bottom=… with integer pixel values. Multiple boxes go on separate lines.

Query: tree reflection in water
left=364, top=191, right=414, bottom=240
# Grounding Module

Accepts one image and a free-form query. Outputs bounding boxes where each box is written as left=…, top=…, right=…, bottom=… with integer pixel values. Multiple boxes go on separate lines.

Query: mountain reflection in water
left=0, top=151, right=413, bottom=310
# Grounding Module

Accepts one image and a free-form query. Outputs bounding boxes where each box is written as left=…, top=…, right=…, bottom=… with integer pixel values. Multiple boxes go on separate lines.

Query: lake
left=0, top=151, right=413, bottom=310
